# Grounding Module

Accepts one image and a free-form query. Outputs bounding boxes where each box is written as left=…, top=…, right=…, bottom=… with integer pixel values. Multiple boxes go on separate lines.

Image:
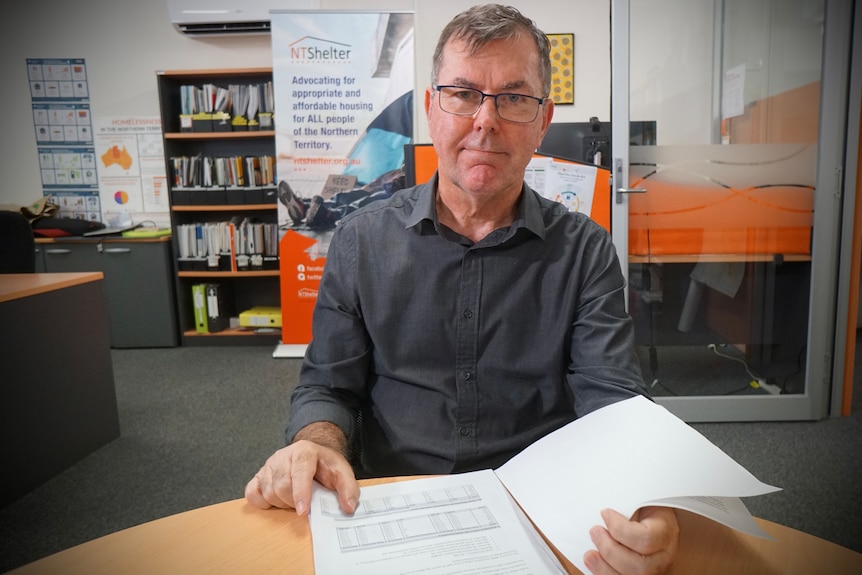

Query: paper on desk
left=309, top=469, right=567, bottom=575
left=494, top=395, right=781, bottom=574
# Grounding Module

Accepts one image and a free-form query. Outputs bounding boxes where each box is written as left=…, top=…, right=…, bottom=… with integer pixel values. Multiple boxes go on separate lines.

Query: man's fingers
left=602, top=507, right=679, bottom=556
left=289, top=449, right=318, bottom=515
left=243, top=441, right=359, bottom=516
left=306, top=445, right=360, bottom=514
left=243, top=474, right=272, bottom=509
left=587, top=507, right=679, bottom=575
left=588, top=525, right=644, bottom=575
left=332, top=469, right=360, bottom=514
left=258, top=466, right=296, bottom=510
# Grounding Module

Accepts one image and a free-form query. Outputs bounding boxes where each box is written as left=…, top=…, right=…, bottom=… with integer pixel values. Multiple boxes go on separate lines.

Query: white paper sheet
left=308, top=396, right=780, bottom=574
left=309, top=469, right=567, bottom=574
left=494, top=395, right=781, bottom=574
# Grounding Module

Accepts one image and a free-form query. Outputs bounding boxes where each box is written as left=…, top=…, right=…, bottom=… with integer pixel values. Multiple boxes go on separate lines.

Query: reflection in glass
left=626, top=0, right=822, bottom=401
left=628, top=143, right=816, bottom=397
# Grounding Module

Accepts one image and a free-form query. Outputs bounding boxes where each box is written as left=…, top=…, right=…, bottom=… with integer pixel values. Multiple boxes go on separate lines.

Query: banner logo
left=298, top=288, right=319, bottom=299
left=290, top=36, right=352, bottom=62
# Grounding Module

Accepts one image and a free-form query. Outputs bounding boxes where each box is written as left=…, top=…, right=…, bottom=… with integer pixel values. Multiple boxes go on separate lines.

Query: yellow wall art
left=547, top=33, right=574, bottom=105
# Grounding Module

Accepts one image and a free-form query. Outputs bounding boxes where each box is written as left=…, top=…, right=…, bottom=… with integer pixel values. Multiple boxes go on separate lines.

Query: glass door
left=610, top=0, right=848, bottom=421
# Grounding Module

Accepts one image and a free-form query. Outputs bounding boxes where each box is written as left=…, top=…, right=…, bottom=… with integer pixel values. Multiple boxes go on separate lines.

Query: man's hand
left=244, top=423, right=359, bottom=516
left=583, top=506, right=679, bottom=575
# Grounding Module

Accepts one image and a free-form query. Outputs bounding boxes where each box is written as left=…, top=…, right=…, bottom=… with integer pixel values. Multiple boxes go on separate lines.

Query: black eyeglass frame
left=432, top=84, right=546, bottom=123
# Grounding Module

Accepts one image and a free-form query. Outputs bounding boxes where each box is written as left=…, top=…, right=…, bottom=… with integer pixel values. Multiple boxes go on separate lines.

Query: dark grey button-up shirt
left=286, top=175, right=647, bottom=476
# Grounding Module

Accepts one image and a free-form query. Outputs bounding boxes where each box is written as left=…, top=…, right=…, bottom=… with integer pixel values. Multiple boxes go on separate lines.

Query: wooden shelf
left=181, top=326, right=282, bottom=347
left=164, top=130, right=275, bottom=140
left=183, top=327, right=280, bottom=337
left=172, top=203, right=277, bottom=212
left=160, top=67, right=279, bottom=347
left=628, top=253, right=812, bottom=264
left=158, top=67, right=272, bottom=77
left=177, top=270, right=279, bottom=278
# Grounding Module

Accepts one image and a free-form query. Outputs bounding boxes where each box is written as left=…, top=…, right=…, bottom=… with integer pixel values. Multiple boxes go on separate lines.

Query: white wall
left=630, top=0, right=717, bottom=144
left=0, top=0, right=610, bottom=209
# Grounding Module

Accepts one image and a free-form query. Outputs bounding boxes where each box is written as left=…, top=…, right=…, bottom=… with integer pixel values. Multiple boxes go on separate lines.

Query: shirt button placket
left=455, top=250, right=480, bottom=466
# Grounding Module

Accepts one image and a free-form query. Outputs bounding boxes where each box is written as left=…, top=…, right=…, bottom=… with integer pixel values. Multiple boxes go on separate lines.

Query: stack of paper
left=309, top=396, right=780, bottom=574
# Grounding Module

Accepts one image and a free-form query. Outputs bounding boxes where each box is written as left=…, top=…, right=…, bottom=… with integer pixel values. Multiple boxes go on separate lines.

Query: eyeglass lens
left=437, top=87, right=540, bottom=122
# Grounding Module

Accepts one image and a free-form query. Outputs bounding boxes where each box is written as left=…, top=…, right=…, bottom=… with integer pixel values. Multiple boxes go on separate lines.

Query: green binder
left=192, top=284, right=208, bottom=333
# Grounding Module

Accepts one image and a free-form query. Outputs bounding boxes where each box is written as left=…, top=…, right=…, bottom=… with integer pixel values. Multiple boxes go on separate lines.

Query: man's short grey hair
left=431, top=4, right=552, bottom=99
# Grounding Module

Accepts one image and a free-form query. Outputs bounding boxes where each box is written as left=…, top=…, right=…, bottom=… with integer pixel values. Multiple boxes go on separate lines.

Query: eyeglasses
left=433, top=85, right=545, bottom=123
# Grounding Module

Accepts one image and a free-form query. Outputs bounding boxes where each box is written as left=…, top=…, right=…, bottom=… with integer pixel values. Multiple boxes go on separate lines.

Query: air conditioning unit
left=167, top=0, right=317, bottom=36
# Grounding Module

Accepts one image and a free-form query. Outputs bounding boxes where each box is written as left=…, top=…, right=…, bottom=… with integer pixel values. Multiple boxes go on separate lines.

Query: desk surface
left=0, top=272, right=103, bottom=303
left=627, top=253, right=812, bottom=264
left=9, top=476, right=862, bottom=575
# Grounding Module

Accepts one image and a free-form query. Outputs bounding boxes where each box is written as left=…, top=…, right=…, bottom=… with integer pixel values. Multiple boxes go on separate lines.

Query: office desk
left=0, top=273, right=120, bottom=507
left=9, top=476, right=862, bottom=575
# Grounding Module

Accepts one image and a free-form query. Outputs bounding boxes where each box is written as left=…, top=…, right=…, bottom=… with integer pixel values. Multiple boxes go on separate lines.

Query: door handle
left=44, top=248, right=72, bottom=254
left=615, top=187, right=647, bottom=204
left=613, top=158, right=648, bottom=203
left=103, top=248, right=132, bottom=254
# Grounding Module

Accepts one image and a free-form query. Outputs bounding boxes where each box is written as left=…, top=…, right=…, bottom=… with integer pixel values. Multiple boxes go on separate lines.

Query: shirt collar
left=518, top=183, right=547, bottom=240
left=405, top=173, right=438, bottom=230
left=405, top=173, right=546, bottom=241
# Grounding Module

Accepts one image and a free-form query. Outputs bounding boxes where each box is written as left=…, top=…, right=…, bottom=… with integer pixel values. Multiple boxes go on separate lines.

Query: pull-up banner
left=271, top=11, right=415, bottom=357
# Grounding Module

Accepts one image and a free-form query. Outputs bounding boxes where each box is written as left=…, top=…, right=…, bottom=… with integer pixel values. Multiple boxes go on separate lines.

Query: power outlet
left=754, top=378, right=782, bottom=395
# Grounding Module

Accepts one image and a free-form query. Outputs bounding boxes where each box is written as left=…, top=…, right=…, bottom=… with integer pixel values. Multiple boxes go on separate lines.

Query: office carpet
left=1, top=340, right=860, bottom=572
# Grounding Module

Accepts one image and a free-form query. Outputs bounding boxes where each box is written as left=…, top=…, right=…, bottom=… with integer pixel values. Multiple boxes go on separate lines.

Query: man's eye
left=502, top=94, right=524, bottom=105
left=453, top=90, right=478, bottom=101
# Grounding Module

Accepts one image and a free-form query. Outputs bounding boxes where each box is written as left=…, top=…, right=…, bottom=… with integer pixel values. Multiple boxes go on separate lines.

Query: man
left=247, top=5, right=679, bottom=573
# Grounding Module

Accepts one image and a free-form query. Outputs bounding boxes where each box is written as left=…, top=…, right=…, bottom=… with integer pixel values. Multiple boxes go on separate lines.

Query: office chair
left=0, top=210, right=37, bottom=273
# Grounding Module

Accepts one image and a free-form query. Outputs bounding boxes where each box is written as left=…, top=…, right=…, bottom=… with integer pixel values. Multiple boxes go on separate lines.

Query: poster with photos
left=27, top=58, right=100, bottom=221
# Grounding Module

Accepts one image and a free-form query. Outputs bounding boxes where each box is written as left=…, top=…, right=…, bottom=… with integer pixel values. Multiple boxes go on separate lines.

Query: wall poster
left=94, top=117, right=170, bottom=228
left=271, top=11, right=415, bottom=356
left=28, top=58, right=100, bottom=220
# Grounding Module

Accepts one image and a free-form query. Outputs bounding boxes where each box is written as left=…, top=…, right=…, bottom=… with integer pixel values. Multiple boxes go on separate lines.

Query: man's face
left=425, top=34, right=554, bottom=200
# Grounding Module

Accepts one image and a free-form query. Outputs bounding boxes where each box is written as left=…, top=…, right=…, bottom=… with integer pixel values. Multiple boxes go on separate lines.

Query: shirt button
left=459, top=427, right=471, bottom=436
left=464, top=371, right=472, bottom=380
left=463, top=309, right=473, bottom=319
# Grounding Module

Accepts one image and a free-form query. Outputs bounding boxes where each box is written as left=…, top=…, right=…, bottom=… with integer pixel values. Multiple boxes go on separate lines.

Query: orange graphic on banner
left=279, top=230, right=326, bottom=345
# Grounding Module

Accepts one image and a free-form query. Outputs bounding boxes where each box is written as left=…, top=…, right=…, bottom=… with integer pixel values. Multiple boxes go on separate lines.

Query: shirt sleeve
left=284, top=223, right=370, bottom=445
left=567, top=221, right=650, bottom=417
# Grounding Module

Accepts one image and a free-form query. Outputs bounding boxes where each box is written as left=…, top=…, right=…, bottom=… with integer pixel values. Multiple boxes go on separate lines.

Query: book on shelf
left=176, top=220, right=279, bottom=272
left=179, top=81, right=274, bottom=132
left=170, top=155, right=275, bottom=189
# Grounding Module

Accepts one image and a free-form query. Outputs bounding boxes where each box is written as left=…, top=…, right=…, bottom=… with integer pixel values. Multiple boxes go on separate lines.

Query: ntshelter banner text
left=271, top=11, right=415, bottom=349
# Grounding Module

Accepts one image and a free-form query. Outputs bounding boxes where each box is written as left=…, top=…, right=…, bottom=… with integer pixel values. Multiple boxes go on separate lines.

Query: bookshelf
left=157, top=68, right=281, bottom=346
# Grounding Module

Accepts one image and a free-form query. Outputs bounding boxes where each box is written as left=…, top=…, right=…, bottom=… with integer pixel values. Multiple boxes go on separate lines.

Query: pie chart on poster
left=114, top=191, right=129, bottom=204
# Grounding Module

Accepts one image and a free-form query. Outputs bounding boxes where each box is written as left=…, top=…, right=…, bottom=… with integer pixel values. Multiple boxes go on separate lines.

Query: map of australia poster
left=94, top=117, right=169, bottom=227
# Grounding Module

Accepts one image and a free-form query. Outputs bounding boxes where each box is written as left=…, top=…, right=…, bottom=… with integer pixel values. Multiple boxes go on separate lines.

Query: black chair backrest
left=0, top=210, right=37, bottom=273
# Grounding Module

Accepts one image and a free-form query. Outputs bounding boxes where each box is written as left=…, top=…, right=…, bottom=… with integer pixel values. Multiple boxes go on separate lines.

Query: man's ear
left=424, top=87, right=434, bottom=117
left=539, top=98, right=555, bottom=137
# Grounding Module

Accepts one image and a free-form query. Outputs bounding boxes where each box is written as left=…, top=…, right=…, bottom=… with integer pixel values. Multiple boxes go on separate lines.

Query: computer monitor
left=537, top=119, right=657, bottom=169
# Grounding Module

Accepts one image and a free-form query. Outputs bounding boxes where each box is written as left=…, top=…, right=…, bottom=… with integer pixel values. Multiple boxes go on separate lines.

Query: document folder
left=192, top=284, right=208, bottom=333
left=205, top=283, right=229, bottom=333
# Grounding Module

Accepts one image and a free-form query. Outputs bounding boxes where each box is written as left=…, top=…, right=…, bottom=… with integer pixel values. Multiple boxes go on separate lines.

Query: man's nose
left=474, top=95, right=498, bottom=122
